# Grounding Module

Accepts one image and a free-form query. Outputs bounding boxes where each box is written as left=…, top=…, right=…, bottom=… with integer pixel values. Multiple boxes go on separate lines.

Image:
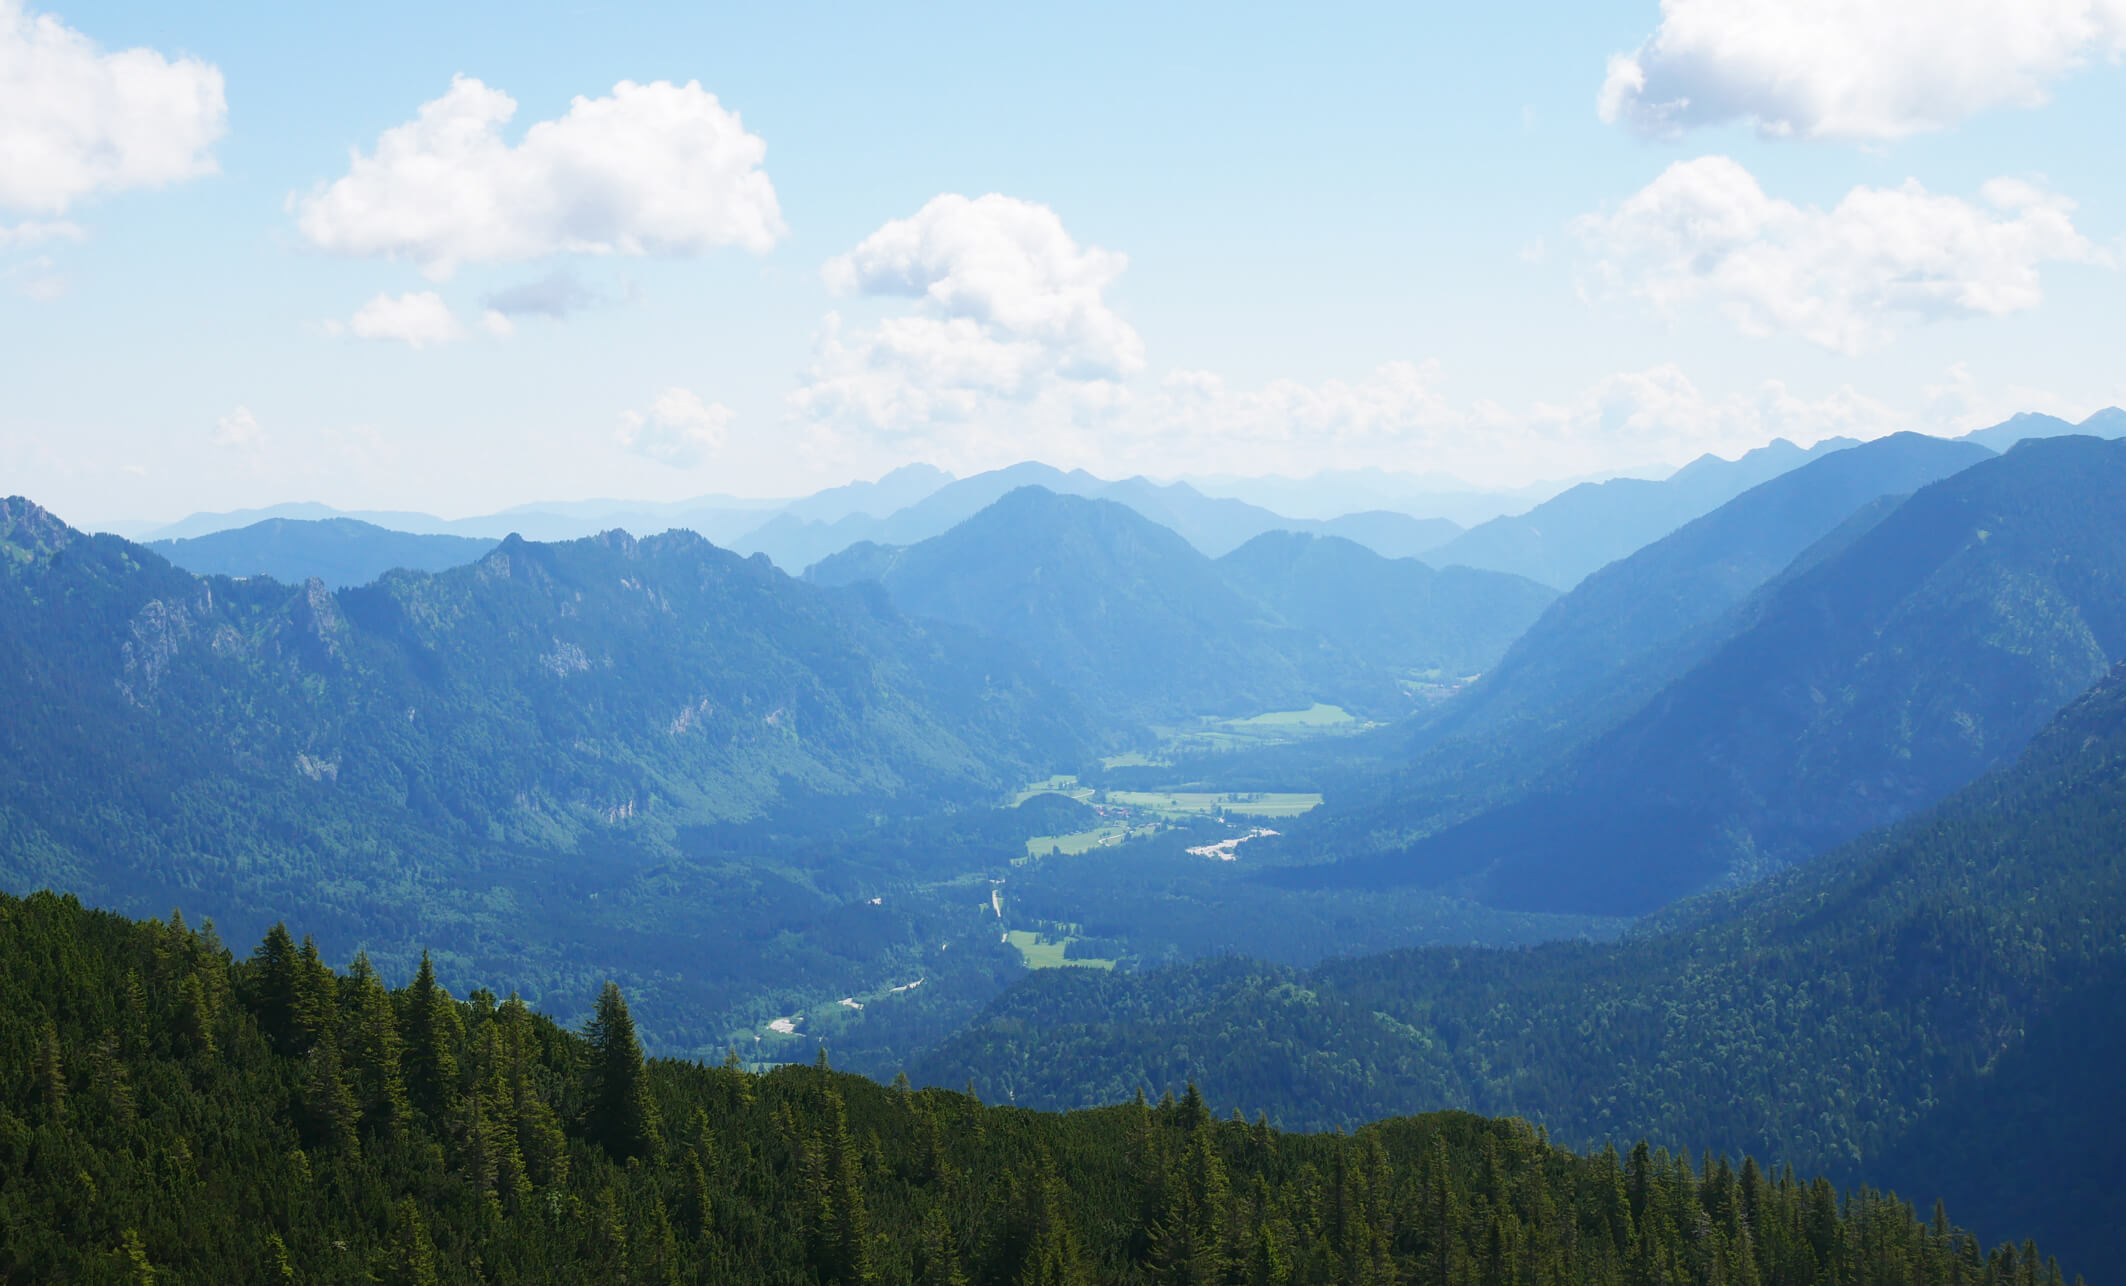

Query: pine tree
left=1014, top=1156, right=1090, bottom=1286
left=402, top=951, right=462, bottom=1129
left=916, top=1202, right=971, bottom=1286
left=119, top=1228, right=154, bottom=1284
left=583, top=980, right=660, bottom=1162
left=381, top=1196, right=440, bottom=1286
left=32, top=1019, right=65, bottom=1120
left=499, top=994, right=569, bottom=1188
left=297, top=1035, right=361, bottom=1153
left=250, top=923, right=306, bottom=1056
left=342, top=953, right=411, bottom=1138
left=172, top=970, right=216, bottom=1059
left=295, top=934, right=337, bottom=1047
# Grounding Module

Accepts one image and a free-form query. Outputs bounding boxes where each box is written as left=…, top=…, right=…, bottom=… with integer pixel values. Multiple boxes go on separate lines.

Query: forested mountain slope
left=1325, top=434, right=2126, bottom=914
left=0, top=890, right=2080, bottom=1283
left=150, top=516, right=500, bottom=589
left=1304, top=432, right=1995, bottom=858
left=918, top=659, right=2126, bottom=1272
left=1214, top=531, right=1555, bottom=681
left=1419, top=433, right=1994, bottom=759
left=0, top=496, right=1088, bottom=1043
left=1424, top=436, right=1855, bottom=589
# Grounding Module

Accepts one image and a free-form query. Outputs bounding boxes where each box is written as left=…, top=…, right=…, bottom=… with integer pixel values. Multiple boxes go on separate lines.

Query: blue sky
left=3, top=0, right=2122, bottom=524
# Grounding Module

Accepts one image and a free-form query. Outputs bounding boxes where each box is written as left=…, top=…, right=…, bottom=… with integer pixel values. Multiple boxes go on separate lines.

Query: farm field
left=1022, top=822, right=1148, bottom=858
left=1106, top=790, right=1323, bottom=819
left=1223, top=703, right=1360, bottom=729
left=1004, top=928, right=1115, bottom=971
left=1011, top=774, right=1095, bottom=806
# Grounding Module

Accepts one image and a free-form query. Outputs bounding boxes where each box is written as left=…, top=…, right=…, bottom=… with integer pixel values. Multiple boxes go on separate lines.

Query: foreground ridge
left=0, top=891, right=2082, bottom=1284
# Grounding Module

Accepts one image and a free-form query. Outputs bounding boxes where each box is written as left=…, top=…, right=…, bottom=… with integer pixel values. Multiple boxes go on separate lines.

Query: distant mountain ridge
left=1427, top=436, right=1860, bottom=588
left=745, top=464, right=1467, bottom=571
left=150, top=517, right=499, bottom=589
left=1957, top=405, right=2124, bottom=452
left=808, top=487, right=1556, bottom=724
left=124, top=424, right=1981, bottom=585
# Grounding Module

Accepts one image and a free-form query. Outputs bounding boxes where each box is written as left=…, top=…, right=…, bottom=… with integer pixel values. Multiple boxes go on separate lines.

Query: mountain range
left=0, top=496, right=1090, bottom=1027
left=1290, top=431, right=2001, bottom=880
left=808, top=487, right=1555, bottom=723
left=1426, top=436, right=1860, bottom=589
left=1328, top=433, right=2126, bottom=915
left=14, top=410, right=2126, bottom=1274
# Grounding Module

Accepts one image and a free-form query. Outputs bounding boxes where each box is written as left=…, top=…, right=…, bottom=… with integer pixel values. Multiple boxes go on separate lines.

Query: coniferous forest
left=0, top=889, right=2085, bottom=1284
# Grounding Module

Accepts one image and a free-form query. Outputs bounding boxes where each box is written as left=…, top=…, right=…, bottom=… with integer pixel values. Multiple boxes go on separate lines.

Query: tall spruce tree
left=341, top=953, right=411, bottom=1138
left=583, top=981, right=660, bottom=1162
left=401, top=951, right=462, bottom=1128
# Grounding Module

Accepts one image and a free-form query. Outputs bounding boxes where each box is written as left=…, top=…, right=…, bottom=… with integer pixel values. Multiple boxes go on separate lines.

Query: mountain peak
left=0, top=496, right=78, bottom=561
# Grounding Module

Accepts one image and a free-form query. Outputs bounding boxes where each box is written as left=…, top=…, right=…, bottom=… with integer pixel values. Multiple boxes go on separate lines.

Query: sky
left=2, top=0, right=2122, bottom=525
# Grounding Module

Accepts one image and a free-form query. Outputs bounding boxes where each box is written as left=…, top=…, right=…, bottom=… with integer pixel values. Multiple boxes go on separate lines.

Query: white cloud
left=793, top=194, right=1144, bottom=438
left=1576, top=156, right=2106, bottom=353
left=0, top=0, right=225, bottom=213
left=211, top=405, right=264, bottom=451
left=618, top=388, right=732, bottom=467
left=295, top=75, right=784, bottom=278
left=346, top=291, right=465, bottom=348
left=1600, top=0, right=2126, bottom=141
left=479, top=309, right=515, bottom=338
left=821, top=193, right=1143, bottom=377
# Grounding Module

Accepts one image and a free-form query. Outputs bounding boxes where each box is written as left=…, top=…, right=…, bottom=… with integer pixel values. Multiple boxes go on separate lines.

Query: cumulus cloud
left=346, top=291, right=465, bottom=348
left=793, top=194, right=1145, bottom=438
left=294, top=75, right=785, bottom=278
left=822, top=193, right=1143, bottom=377
left=618, top=387, right=732, bottom=467
left=0, top=0, right=226, bottom=213
left=210, top=405, right=264, bottom=451
left=1599, top=0, right=2126, bottom=141
left=1576, top=156, right=2106, bottom=353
